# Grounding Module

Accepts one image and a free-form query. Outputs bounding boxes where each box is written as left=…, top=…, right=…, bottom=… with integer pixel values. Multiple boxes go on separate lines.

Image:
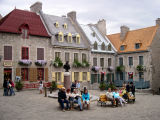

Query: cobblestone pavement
left=0, top=89, right=160, bottom=120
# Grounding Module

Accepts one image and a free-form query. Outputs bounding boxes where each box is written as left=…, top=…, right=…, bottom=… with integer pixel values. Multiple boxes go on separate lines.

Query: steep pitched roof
left=107, top=26, right=158, bottom=53
left=0, top=9, right=50, bottom=37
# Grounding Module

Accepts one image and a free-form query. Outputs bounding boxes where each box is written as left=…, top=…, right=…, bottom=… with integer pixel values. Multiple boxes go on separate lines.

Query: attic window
left=101, top=42, right=105, bottom=50
left=63, top=23, right=67, bottom=29
left=67, top=33, right=72, bottom=43
left=120, top=45, right=125, bottom=51
left=58, top=32, right=63, bottom=42
left=135, top=43, right=140, bottom=49
left=54, top=22, right=59, bottom=28
left=94, top=41, right=98, bottom=50
left=76, top=34, right=80, bottom=44
left=108, top=44, right=111, bottom=51
left=19, top=24, right=29, bottom=39
left=92, top=32, right=96, bottom=37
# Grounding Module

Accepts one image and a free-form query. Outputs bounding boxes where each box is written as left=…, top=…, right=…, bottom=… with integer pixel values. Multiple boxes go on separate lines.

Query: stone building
left=0, top=8, right=51, bottom=88
left=80, top=23, right=116, bottom=89
left=107, top=20, right=160, bottom=91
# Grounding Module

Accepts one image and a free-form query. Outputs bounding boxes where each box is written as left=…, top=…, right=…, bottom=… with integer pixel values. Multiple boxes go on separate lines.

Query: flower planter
left=91, top=66, right=100, bottom=72
left=72, top=60, right=81, bottom=68
left=35, top=60, right=47, bottom=66
left=53, top=57, right=63, bottom=68
left=18, top=60, right=32, bottom=66
left=116, top=65, right=125, bottom=72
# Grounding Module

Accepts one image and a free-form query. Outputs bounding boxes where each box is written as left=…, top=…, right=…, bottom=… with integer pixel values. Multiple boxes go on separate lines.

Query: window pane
left=74, top=53, right=78, bottom=61
left=93, top=58, right=97, bottom=66
left=65, top=53, right=69, bottom=62
left=108, top=58, right=112, bottom=66
left=139, top=56, right=143, bottom=65
left=37, top=48, right=44, bottom=60
left=129, top=57, right=133, bottom=66
left=4, top=46, right=12, bottom=60
left=55, top=72, right=61, bottom=82
left=119, top=57, right=123, bottom=66
left=82, top=53, right=87, bottom=62
left=74, top=72, right=79, bottom=81
left=100, top=58, right=104, bottom=67
left=94, top=42, right=97, bottom=50
left=22, top=47, right=29, bottom=60
left=55, top=52, right=61, bottom=59
left=83, top=72, right=87, bottom=81
left=21, top=68, right=28, bottom=81
left=37, top=68, right=44, bottom=80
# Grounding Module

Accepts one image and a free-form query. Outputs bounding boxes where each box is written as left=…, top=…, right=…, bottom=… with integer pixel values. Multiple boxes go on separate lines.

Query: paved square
left=0, top=90, right=160, bottom=120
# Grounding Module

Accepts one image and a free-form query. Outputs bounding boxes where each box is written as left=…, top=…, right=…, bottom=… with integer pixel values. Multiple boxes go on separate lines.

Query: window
left=92, top=32, right=96, bottom=37
left=58, top=32, right=63, bottom=42
left=22, top=29, right=28, bottom=39
left=108, top=44, right=111, bottom=51
left=108, top=58, right=112, bottom=67
left=120, top=72, right=124, bottom=80
left=63, top=23, right=67, bottom=29
left=100, top=58, right=104, bottom=68
left=65, top=52, right=69, bottom=62
left=74, top=72, right=79, bottom=81
left=55, top=72, right=61, bottom=82
left=119, top=57, right=123, bottom=66
left=21, top=68, right=28, bottom=81
left=139, top=56, right=143, bottom=65
left=4, top=46, right=12, bottom=60
left=82, top=53, right=87, bottom=62
left=120, top=45, right=125, bottom=51
left=101, top=42, right=105, bottom=50
left=83, top=72, right=87, bottom=81
left=37, top=68, right=44, bottom=80
left=76, top=34, right=80, bottom=44
left=135, top=43, right=140, bottom=49
left=139, top=72, right=144, bottom=80
left=55, top=52, right=61, bottom=59
left=94, top=41, right=98, bottom=50
left=37, top=48, right=44, bottom=60
left=67, top=33, right=72, bottom=43
left=22, top=47, right=29, bottom=60
left=54, top=22, right=59, bottom=28
left=93, top=58, right=97, bottom=66
left=128, top=57, right=133, bottom=66
left=74, top=53, right=78, bottom=61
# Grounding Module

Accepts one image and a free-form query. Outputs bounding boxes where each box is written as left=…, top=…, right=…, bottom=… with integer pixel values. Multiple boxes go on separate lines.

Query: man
left=130, top=82, right=135, bottom=96
left=126, top=82, right=130, bottom=92
left=58, top=87, right=69, bottom=112
left=106, top=88, right=116, bottom=106
left=71, top=80, right=77, bottom=93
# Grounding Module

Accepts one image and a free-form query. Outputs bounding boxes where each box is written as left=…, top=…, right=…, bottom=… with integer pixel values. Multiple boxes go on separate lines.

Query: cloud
left=0, top=0, right=160, bottom=34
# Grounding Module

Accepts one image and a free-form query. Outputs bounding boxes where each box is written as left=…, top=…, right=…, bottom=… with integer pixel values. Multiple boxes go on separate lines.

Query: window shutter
left=79, top=72, right=82, bottom=82
left=37, top=48, right=44, bottom=60
left=87, top=72, right=90, bottom=81
left=16, top=68, right=21, bottom=76
left=61, top=72, right=64, bottom=82
left=72, top=72, right=74, bottom=82
left=52, top=72, right=55, bottom=81
left=4, top=46, right=12, bottom=60
left=45, top=68, right=48, bottom=82
left=29, top=68, right=34, bottom=82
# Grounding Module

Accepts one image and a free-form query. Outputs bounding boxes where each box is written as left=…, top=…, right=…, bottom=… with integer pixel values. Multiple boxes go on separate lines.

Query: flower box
left=53, top=57, right=63, bottom=68
left=35, top=60, right=47, bottom=66
left=91, top=66, right=100, bottom=72
left=72, top=60, right=82, bottom=68
left=18, top=60, right=32, bottom=66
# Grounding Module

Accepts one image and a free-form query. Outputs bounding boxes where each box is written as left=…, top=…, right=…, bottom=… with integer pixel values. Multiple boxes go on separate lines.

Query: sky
left=0, top=0, right=160, bottom=34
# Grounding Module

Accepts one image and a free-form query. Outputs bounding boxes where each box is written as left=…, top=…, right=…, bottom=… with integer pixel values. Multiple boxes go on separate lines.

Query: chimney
left=120, top=25, right=129, bottom=41
left=30, top=1, right=42, bottom=13
left=67, top=11, right=76, bottom=21
left=156, top=18, right=160, bottom=26
left=0, top=14, right=2, bottom=20
left=96, top=19, right=106, bottom=36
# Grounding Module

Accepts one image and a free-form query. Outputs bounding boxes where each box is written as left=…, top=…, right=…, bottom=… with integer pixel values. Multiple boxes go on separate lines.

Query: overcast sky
left=0, top=0, right=160, bottom=34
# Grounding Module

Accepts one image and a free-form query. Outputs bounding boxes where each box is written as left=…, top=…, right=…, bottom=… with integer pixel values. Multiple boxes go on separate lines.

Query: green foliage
left=116, top=65, right=125, bottom=72
left=106, top=83, right=116, bottom=91
left=81, top=60, right=90, bottom=67
left=72, top=59, right=82, bottom=68
left=49, top=81, right=57, bottom=91
left=136, top=65, right=143, bottom=71
left=53, top=57, right=63, bottom=68
left=99, top=82, right=107, bottom=91
left=15, top=81, right=23, bottom=91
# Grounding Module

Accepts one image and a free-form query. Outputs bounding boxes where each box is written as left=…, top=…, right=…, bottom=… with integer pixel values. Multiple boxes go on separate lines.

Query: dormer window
left=94, top=41, right=98, bottom=50
left=19, top=23, right=29, bottom=39
left=63, top=23, right=67, bottom=29
left=76, top=34, right=80, bottom=44
left=135, top=43, right=140, bottom=49
left=108, top=43, right=111, bottom=51
left=92, top=32, right=96, bottom=37
left=58, top=32, right=63, bottom=42
left=67, top=33, right=72, bottom=43
left=101, top=42, right=105, bottom=50
left=54, top=22, right=59, bottom=28
left=120, top=45, right=125, bottom=51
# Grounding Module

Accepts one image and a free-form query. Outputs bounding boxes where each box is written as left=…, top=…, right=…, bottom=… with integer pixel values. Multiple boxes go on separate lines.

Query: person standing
left=130, top=82, right=135, bottom=96
left=3, top=79, right=9, bottom=96
left=39, top=80, right=43, bottom=94
left=126, top=82, right=130, bottom=92
left=9, top=79, right=15, bottom=96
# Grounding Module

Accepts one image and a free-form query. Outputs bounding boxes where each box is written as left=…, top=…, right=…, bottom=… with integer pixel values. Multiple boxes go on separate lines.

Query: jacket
left=82, top=93, right=90, bottom=101
left=58, top=90, right=67, bottom=101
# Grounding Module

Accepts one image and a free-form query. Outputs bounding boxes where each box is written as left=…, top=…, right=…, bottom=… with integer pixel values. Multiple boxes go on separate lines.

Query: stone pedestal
left=64, top=72, right=71, bottom=90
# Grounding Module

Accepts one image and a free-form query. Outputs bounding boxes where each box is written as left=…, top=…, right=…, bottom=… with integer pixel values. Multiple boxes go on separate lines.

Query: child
left=39, top=80, right=43, bottom=94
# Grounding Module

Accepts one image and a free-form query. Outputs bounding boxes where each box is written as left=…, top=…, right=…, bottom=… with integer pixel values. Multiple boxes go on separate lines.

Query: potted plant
left=72, top=60, right=81, bottom=68
left=107, top=66, right=114, bottom=72
left=49, top=81, right=57, bottom=93
left=81, top=60, right=90, bottom=68
left=91, top=66, right=100, bottom=72
left=18, top=60, right=32, bottom=66
left=116, top=65, right=125, bottom=72
left=136, top=65, right=143, bottom=71
left=15, top=81, right=23, bottom=91
left=53, top=57, right=63, bottom=68
left=99, top=82, right=107, bottom=91
left=35, top=60, right=47, bottom=66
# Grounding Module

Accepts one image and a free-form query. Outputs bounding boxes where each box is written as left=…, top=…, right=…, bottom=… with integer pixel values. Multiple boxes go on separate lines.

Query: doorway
left=4, top=68, right=12, bottom=81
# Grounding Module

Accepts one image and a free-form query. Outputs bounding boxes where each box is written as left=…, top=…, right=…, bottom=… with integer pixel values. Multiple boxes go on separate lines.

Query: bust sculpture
left=63, top=61, right=70, bottom=72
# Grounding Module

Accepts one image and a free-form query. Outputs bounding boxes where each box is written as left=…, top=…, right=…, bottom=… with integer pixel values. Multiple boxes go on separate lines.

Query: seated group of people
left=106, top=83, right=135, bottom=107
left=58, top=86, right=90, bottom=112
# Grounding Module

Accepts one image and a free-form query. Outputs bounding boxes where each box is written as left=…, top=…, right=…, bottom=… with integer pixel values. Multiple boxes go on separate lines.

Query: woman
left=82, top=89, right=90, bottom=109
left=39, top=80, right=43, bottom=94
left=9, top=79, right=15, bottom=96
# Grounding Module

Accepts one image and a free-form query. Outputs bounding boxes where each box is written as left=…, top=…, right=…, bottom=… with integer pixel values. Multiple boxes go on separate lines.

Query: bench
left=97, top=94, right=113, bottom=107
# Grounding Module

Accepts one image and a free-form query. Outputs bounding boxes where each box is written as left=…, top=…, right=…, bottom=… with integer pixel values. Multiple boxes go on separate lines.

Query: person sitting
left=106, top=88, right=116, bottom=106
left=113, top=89, right=127, bottom=106
left=82, top=89, right=90, bottom=109
left=126, top=82, right=130, bottom=93
left=130, top=82, right=135, bottom=97
left=70, top=89, right=83, bottom=111
left=121, top=87, right=128, bottom=100
left=58, top=87, right=69, bottom=112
